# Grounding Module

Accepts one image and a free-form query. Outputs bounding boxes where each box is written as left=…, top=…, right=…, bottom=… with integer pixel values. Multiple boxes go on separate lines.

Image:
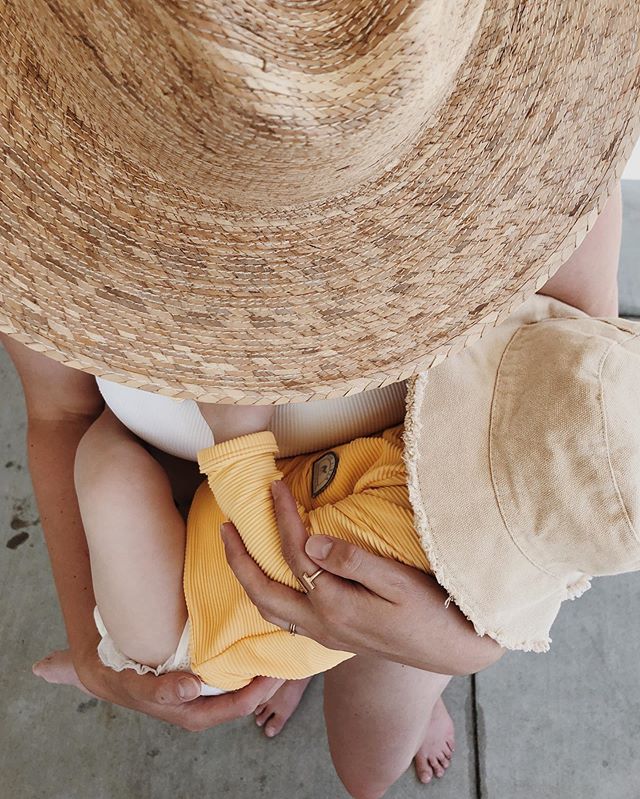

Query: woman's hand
left=33, top=646, right=283, bottom=732
left=221, top=481, right=504, bottom=676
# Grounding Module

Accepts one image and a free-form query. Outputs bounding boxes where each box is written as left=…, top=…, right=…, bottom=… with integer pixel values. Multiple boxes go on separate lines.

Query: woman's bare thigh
left=323, top=655, right=451, bottom=798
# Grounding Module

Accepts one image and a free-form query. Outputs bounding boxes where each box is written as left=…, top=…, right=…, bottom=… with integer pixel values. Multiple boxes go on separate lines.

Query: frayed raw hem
left=483, top=626, right=550, bottom=653
left=566, top=574, right=592, bottom=600
left=403, top=373, right=552, bottom=656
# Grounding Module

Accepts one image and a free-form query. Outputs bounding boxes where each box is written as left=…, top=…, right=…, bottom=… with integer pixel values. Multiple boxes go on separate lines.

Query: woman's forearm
left=27, top=417, right=100, bottom=659
left=538, top=182, right=621, bottom=316
left=389, top=573, right=505, bottom=676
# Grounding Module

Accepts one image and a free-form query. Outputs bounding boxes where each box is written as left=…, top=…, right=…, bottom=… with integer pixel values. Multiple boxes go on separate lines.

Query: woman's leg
left=74, top=407, right=188, bottom=666
left=324, top=656, right=453, bottom=799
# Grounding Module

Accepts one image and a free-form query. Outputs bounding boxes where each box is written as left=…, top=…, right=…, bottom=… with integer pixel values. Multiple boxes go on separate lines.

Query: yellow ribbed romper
left=184, top=424, right=431, bottom=691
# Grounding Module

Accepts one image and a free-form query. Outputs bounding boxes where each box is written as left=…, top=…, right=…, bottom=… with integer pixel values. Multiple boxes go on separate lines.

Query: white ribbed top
left=96, top=378, right=408, bottom=461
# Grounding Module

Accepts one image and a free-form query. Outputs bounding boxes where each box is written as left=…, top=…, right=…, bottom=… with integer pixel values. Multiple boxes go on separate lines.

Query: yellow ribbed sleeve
left=184, top=424, right=430, bottom=691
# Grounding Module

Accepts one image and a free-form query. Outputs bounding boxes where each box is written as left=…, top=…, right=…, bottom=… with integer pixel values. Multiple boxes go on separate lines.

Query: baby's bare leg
left=74, top=408, right=187, bottom=667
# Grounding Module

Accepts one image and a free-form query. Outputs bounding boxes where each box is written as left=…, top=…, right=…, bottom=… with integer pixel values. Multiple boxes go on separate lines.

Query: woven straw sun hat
left=1, top=2, right=640, bottom=404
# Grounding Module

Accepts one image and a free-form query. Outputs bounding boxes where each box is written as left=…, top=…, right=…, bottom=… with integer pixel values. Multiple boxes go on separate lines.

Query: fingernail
left=305, top=535, right=333, bottom=560
left=177, top=678, right=200, bottom=701
left=270, top=480, right=282, bottom=497
left=220, top=522, right=230, bottom=541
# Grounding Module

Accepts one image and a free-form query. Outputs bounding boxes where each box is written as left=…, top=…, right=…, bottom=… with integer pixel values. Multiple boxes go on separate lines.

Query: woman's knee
left=328, top=732, right=410, bottom=799
left=324, top=657, right=448, bottom=799
left=330, top=761, right=397, bottom=799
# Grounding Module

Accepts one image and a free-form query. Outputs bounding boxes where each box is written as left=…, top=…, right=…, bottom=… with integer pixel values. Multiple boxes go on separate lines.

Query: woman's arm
left=537, top=182, right=622, bottom=316
left=2, top=335, right=281, bottom=729
left=222, top=182, right=625, bottom=676
left=1, top=334, right=105, bottom=662
left=197, top=410, right=498, bottom=674
left=222, top=482, right=503, bottom=676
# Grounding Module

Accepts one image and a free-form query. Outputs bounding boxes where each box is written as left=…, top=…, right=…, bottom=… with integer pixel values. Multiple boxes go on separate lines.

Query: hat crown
left=140, top=0, right=485, bottom=205
left=489, top=317, right=640, bottom=580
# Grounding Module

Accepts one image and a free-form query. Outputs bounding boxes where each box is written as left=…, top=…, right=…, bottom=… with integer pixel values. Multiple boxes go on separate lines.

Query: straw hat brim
left=403, top=294, right=593, bottom=652
left=1, top=2, right=640, bottom=402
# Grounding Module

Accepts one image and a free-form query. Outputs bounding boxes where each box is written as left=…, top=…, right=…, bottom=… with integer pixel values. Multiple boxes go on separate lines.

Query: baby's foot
left=254, top=676, right=313, bottom=737
left=414, top=697, right=455, bottom=784
left=32, top=648, right=96, bottom=697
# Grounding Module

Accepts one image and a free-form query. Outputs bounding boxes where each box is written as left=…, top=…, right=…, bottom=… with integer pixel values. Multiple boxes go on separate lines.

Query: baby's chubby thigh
left=75, top=406, right=189, bottom=668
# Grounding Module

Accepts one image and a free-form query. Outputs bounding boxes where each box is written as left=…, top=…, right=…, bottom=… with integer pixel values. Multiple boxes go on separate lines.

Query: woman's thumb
left=305, top=535, right=369, bottom=583
left=305, top=535, right=335, bottom=561
left=150, top=672, right=202, bottom=705
left=305, top=535, right=409, bottom=597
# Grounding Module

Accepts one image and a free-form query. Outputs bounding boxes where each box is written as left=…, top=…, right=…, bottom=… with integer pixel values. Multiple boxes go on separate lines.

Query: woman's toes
left=415, top=756, right=433, bottom=784
left=252, top=677, right=312, bottom=738
left=255, top=708, right=272, bottom=728
left=264, top=714, right=286, bottom=738
left=437, top=753, right=450, bottom=770
left=428, top=755, right=445, bottom=778
left=446, top=738, right=455, bottom=754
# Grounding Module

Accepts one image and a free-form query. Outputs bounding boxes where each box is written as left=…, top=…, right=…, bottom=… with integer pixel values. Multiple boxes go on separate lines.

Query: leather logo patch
left=311, top=451, right=339, bottom=497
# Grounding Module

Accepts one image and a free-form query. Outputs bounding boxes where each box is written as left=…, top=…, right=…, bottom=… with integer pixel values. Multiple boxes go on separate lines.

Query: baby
left=79, top=401, right=428, bottom=694
left=74, top=293, right=640, bottom=696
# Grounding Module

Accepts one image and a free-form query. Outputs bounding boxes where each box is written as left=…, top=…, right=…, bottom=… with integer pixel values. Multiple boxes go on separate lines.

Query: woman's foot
left=32, top=648, right=96, bottom=697
left=254, top=676, right=313, bottom=737
left=414, top=697, right=455, bottom=784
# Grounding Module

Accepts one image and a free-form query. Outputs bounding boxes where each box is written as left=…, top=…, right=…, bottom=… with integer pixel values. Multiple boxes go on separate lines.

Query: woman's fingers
left=73, top=639, right=285, bottom=731
left=168, top=676, right=285, bottom=730
left=270, top=480, right=412, bottom=603
left=111, top=667, right=284, bottom=730
left=220, top=521, right=312, bottom=634
left=139, top=670, right=202, bottom=705
left=270, top=480, right=322, bottom=582
left=304, top=534, right=413, bottom=601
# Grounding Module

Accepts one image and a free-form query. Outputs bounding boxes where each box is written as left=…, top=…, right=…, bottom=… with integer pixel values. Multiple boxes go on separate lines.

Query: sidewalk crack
left=471, top=674, right=484, bottom=799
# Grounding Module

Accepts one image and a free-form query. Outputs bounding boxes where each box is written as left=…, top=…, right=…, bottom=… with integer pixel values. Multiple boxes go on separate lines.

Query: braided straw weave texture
left=1, top=0, right=640, bottom=402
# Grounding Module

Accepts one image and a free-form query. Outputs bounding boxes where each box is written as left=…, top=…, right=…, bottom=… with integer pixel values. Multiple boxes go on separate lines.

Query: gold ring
left=298, top=568, right=325, bottom=593
left=288, top=622, right=297, bottom=636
